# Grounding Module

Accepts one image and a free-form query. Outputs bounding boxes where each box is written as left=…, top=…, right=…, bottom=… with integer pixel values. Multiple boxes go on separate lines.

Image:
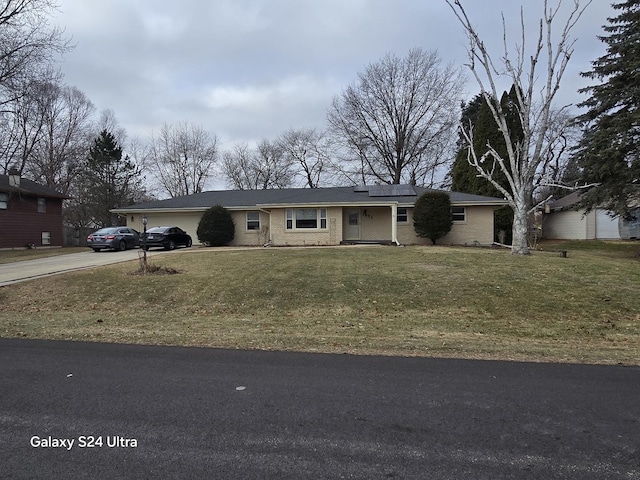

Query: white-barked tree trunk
left=446, top=0, right=591, bottom=255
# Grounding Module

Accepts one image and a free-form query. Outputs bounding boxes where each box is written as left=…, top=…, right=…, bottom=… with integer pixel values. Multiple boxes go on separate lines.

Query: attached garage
left=112, top=186, right=508, bottom=247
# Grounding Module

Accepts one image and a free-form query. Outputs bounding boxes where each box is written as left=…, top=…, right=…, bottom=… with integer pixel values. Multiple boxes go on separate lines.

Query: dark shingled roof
left=0, top=174, right=69, bottom=199
left=113, top=186, right=507, bottom=212
left=548, top=191, right=582, bottom=211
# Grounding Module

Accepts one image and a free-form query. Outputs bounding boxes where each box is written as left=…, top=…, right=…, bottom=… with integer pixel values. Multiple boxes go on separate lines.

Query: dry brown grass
left=0, top=247, right=87, bottom=264
left=1, top=242, right=638, bottom=365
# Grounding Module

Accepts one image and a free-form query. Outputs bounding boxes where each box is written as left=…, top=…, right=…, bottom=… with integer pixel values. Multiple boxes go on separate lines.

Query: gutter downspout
left=391, top=203, right=400, bottom=245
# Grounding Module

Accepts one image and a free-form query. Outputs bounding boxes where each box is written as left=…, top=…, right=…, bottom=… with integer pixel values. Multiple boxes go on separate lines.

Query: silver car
left=87, top=227, right=140, bottom=252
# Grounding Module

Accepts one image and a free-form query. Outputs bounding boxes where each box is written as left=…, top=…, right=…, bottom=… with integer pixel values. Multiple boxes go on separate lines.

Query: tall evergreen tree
left=450, top=88, right=521, bottom=243
left=80, top=130, right=143, bottom=227
left=575, top=0, right=640, bottom=216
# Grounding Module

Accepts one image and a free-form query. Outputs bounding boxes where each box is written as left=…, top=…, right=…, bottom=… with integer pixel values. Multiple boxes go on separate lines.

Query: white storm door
left=345, top=209, right=361, bottom=240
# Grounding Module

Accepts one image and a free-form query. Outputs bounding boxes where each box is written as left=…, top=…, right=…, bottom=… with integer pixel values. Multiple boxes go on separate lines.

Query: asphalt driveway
left=1, top=339, right=639, bottom=479
left=0, top=248, right=172, bottom=286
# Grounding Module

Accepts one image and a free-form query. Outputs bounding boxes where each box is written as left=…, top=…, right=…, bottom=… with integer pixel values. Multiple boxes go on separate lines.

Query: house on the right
left=543, top=191, right=640, bottom=240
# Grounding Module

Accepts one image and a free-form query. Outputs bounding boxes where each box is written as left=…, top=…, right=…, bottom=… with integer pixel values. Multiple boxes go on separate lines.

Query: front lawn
left=1, top=243, right=638, bottom=365
left=0, top=247, right=87, bottom=264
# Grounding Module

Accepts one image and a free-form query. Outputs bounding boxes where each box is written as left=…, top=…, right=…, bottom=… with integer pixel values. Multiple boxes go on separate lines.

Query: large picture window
left=286, top=208, right=327, bottom=230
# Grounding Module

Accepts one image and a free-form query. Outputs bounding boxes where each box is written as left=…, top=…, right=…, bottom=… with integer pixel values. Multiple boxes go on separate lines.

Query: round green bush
left=197, top=205, right=235, bottom=246
left=413, top=191, right=453, bottom=245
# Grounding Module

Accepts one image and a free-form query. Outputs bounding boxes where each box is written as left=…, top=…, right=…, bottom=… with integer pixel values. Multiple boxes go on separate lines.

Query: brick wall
left=397, top=206, right=496, bottom=245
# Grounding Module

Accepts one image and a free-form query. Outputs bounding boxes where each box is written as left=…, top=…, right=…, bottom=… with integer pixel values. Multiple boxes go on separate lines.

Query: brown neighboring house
left=0, top=169, right=70, bottom=249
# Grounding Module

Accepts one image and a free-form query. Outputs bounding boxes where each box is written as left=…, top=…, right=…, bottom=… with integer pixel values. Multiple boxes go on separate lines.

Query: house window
left=397, top=208, right=408, bottom=223
left=42, top=232, right=51, bottom=245
left=286, top=209, right=293, bottom=229
left=246, top=211, right=260, bottom=230
left=0, top=193, right=7, bottom=209
left=37, top=197, right=46, bottom=213
left=285, top=208, right=327, bottom=230
left=452, top=207, right=466, bottom=222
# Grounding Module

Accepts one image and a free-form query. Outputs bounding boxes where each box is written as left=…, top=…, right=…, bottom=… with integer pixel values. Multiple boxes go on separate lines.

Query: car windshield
left=93, top=228, right=119, bottom=235
left=146, top=227, right=168, bottom=234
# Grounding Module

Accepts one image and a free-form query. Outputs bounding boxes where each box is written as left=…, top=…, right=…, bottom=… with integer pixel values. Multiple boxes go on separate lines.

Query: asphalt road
left=0, top=248, right=173, bottom=286
left=1, top=339, right=638, bottom=479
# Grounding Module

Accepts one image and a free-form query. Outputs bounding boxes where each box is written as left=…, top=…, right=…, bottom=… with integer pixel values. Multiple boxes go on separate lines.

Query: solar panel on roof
left=368, top=184, right=416, bottom=197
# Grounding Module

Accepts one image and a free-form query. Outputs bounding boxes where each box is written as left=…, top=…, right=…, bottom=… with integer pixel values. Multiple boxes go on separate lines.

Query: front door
left=345, top=209, right=361, bottom=240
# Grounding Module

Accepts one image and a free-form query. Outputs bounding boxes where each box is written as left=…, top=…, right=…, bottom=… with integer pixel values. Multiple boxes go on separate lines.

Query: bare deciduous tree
left=221, top=143, right=255, bottom=190
left=327, top=48, right=466, bottom=186
left=96, top=109, right=127, bottom=146
left=0, top=0, right=70, bottom=108
left=277, top=128, right=334, bottom=188
left=254, top=139, right=294, bottom=189
left=0, top=74, right=63, bottom=174
left=446, top=0, right=591, bottom=255
left=147, top=122, right=218, bottom=198
left=26, top=82, right=95, bottom=194
left=222, top=140, right=294, bottom=190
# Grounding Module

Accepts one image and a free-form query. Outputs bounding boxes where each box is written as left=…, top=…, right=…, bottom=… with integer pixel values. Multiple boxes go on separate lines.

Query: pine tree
left=81, top=130, right=143, bottom=227
left=450, top=88, right=521, bottom=243
left=575, top=0, right=640, bottom=216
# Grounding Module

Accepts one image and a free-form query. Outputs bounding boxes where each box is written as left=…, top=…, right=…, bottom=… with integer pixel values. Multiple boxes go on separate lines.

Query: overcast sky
left=53, top=0, right=614, bottom=150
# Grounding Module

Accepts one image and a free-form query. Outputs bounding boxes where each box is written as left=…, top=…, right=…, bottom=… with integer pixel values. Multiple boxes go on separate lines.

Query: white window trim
left=285, top=208, right=328, bottom=231
left=41, top=231, right=51, bottom=245
left=246, top=211, right=260, bottom=231
left=397, top=207, right=408, bottom=223
left=452, top=207, right=467, bottom=223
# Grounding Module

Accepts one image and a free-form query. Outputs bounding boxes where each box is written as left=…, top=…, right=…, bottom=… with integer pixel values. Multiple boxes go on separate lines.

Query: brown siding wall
left=0, top=194, right=64, bottom=249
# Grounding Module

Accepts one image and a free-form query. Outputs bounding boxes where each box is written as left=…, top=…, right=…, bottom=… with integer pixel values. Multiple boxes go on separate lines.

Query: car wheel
left=166, top=240, right=176, bottom=250
left=118, top=240, right=126, bottom=251
left=186, top=238, right=192, bottom=248
left=93, top=248, right=101, bottom=252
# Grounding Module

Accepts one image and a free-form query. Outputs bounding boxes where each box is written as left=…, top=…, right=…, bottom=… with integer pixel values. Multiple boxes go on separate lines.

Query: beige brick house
left=112, top=185, right=508, bottom=247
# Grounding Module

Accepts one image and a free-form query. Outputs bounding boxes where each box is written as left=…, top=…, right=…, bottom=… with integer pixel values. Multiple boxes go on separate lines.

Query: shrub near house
left=413, top=191, right=453, bottom=244
left=197, top=205, right=235, bottom=246
left=112, top=185, right=508, bottom=247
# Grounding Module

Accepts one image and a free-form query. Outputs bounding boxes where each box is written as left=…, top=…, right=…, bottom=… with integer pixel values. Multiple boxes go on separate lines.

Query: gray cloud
left=53, top=0, right=613, bottom=148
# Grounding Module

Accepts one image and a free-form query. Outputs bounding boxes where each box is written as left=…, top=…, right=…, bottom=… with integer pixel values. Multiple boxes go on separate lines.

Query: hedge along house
left=111, top=185, right=508, bottom=247
left=0, top=168, right=70, bottom=249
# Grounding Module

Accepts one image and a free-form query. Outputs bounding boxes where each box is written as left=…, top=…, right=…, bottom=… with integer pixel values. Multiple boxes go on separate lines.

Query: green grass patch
left=1, top=244, right=638, bottom=365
